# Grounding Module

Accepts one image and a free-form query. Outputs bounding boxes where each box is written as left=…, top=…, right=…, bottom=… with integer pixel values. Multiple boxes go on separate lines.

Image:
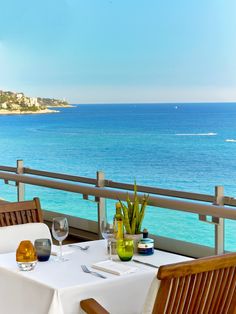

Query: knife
left=133, top=259, right=159, bottom=269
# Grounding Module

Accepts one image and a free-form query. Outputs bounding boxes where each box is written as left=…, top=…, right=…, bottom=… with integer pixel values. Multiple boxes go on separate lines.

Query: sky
left=0, top=0, right=236, bottom=104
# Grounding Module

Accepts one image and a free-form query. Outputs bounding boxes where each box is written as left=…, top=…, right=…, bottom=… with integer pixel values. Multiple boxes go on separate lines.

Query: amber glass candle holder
left=117, top=239, right=134, bottom=261
left=16, top=240, right=37, bottom=271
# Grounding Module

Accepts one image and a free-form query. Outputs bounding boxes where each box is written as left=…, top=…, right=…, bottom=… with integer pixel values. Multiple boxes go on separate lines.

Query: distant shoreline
left=0, top=108, right=60, bottom=115
left=47, top=104, right=75, bottom=108
left=0, top=104, right=76, bottom=115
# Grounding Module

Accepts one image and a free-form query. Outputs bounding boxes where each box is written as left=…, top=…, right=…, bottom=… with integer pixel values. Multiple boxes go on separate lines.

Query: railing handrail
left=104, top=180, right=215, bottom=203
left=1, top=170, right=236, bottom=221
left=1, top=165, right=236, bottom=206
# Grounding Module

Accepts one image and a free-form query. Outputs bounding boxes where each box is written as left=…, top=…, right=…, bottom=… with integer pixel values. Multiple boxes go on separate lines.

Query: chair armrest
left=80, top=298, right=110, bottom=314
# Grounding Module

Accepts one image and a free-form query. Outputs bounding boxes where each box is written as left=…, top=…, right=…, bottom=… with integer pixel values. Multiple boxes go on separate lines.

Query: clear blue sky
left=0, top=0, right=236, bottom=104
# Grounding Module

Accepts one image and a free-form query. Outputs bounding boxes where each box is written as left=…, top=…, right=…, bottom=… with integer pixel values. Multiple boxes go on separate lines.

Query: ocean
left=0, top=103, right=236, bottom=250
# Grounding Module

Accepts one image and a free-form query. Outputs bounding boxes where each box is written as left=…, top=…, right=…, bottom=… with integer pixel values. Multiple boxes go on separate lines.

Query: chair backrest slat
left=5, top=212, right=11, bottom=226
left=153, top=253, right=236, bottom=314
left=9, top=212, right=17, bottom=225
left=222, top=269, right=236, bottom=314
left=31, top=209, right=37, bottom=222
left=172, top=277, right=184, bottom=314
left=26, top=209, right=33, bottom=223
left=165, top=278, right=178, bottom=313
left=0, top=214, right=4, bottom=226
left=15, top=211, right=22, bottom=224
left=203, top=269, right=219, bottom=314
left=186, top=272, right=202, bottom=314
left=223, top=268, right=236, bottom=313
left=194, top=272, right=208, bottom=313
left=0, top=198, right=43, bottom=226
left=197, top=271, right=213, bottom=314
left=214, top=268, right=230, bottom=313
left=182, top=275, right=196, bottom=314
left=209, top=268, right=224, bottom=314
left=21, top=210, right=27, bottom=224
left=177, top=275, right=191, bottom=314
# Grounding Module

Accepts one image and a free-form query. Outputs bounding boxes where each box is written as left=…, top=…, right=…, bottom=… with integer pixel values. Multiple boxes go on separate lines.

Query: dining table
left=0, top=239, right=192, bottom=314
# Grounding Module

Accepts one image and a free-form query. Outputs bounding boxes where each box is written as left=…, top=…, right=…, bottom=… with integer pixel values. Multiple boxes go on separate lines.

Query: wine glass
left=100, top=218, right=115, bottom=260
left=52, top=217, right=69, bottom=262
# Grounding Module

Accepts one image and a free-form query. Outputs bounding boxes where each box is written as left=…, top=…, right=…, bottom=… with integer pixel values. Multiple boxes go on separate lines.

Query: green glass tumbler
left=117, top=239, right=134, bottom=261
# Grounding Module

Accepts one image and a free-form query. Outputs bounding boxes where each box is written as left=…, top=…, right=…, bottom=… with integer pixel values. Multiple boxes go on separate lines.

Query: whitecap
left=225, top=139, right=236, bottom=142
left=175, top=132, right=217, bottom=136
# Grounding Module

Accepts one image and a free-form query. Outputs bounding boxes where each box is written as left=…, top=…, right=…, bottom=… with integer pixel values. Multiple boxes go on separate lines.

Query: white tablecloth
left=0, top=240, right=191, bottom=314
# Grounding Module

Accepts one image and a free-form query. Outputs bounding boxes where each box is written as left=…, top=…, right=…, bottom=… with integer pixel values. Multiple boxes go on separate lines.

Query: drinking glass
left=100, top=218, right=114, bottom=260
left=34, top=238, right=52, bottom=262
left=52, top=217, right=69, bottom=262
left=117, top=239, right=134, bottom=261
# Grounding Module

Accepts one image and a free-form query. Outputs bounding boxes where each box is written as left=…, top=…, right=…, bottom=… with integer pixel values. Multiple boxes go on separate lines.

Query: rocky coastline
left=0, top=108, right=60, bottom=115
left=0, top=90, right=71, bottom=115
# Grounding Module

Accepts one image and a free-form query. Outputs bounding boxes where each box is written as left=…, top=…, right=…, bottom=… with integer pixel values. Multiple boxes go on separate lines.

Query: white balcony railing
left=1, top=160, right=236, bottom=258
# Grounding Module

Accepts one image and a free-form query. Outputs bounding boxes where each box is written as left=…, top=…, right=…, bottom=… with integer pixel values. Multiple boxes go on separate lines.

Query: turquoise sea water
left=0, top=103, right=236, bottom=250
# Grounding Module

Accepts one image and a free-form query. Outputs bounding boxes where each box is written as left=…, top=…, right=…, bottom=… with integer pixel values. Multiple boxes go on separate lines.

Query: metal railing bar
left=21, top=170, right=236, bottom=206
left=23, top=172, right=236, bottom=207
left=4, top=165, right=234, bottom=206
left=1, top=171, right=236, bottom=220
left=223, top=196, right=236, bottom=206
left=147, top=196, right=236, bottom=220
left=23, top=168, right=97, bottom=185
left=4, top=165, right=215, bottom=202
left=0, top=166, right=16, bottom=173
left=105, top=180, right=214, bottom=203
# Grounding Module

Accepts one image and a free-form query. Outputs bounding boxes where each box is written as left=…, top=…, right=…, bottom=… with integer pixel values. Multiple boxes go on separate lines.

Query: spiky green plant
left=118, top=183, right=149, bottom=234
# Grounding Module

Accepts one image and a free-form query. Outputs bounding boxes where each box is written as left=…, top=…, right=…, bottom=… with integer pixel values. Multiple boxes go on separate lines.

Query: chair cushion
left=0, top=223, right=52, bottom=254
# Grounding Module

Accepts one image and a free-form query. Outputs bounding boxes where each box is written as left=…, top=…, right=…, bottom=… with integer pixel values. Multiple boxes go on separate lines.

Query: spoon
left=68, top=244, right=90, bottom=251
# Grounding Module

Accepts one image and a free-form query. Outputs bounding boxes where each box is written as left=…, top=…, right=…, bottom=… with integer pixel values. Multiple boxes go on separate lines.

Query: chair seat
left=0, top=222, right=52, bottom=253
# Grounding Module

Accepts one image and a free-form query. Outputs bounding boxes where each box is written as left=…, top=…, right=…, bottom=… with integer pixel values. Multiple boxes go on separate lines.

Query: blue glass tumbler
left=34, top=238, right=52, bottom=262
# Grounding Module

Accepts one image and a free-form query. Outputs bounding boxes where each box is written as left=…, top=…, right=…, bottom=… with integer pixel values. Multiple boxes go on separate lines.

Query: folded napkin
left=92, top=260, right=137, bottom=276
left=51, top=245, right=74, bottom=256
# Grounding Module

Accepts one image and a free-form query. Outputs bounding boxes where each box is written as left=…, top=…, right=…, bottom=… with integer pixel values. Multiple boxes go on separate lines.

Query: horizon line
left=70, top=101, right=236, bottom=105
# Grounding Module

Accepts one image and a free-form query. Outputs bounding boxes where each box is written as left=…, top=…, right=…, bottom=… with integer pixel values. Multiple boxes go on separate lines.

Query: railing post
left=16, top=160, right=25, bottom=201
left=96, top=171, right=106, bottom=239
left=214, top=186, right=224, bottom=255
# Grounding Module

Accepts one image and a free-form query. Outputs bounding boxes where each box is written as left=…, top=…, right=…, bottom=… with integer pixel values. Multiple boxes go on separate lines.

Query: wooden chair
left=0, top=197, right=43, bottom=226
left=80, top=252, right=236, bottom=314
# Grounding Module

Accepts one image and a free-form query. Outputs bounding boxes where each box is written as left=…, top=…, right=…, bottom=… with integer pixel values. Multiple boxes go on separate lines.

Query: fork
left=81, top=265, right=107, bottom=279
left=68, top=244, right=90, bottom=251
